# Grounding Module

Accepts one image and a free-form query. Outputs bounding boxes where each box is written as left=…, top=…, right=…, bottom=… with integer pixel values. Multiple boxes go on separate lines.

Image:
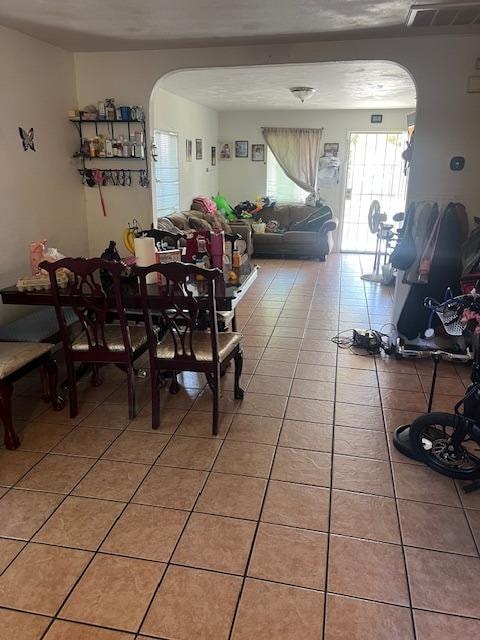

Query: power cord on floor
left=331, top=328, right=393, bottom=356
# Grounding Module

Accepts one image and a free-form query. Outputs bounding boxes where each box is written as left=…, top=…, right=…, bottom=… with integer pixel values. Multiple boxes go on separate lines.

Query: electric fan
left=361, top=200, right=393, bottom=283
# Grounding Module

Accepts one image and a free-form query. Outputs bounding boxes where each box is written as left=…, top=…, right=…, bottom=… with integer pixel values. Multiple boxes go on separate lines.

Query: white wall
left=74, top=34, right=480, bottom=257
left=153, top=88, right=218, bottom=214
left=0, top=26, right=88, bottom=323
left=218, top=108, right=411, bottom=211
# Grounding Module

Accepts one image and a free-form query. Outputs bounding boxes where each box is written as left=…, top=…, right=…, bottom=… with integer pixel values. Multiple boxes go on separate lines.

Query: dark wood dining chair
left=40, top=257, right=151, bottom=420
left=135, top=261, right=244, bottom=435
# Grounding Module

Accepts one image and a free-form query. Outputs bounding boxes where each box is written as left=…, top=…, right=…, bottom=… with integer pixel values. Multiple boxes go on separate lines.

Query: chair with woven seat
left=135, top=261, right=244, bottom=435
left=0, top=341, right=64, bottom=449
left=41, top=257, right=151, bottom=420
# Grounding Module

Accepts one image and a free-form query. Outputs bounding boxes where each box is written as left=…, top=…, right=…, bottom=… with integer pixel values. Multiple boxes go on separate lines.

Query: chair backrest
left=40, top=257, right=133, bottom=357
left=135, top=261, right=222, bottom=363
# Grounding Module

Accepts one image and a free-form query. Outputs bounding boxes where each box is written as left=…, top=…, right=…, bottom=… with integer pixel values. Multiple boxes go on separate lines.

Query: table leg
left=232, top=311, right=237, bottom=332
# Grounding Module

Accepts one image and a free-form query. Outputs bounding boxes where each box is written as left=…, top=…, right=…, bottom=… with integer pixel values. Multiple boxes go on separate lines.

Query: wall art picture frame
left=219, top=142, right=232, bottom=160
left=195, top=138, right=203, bottom=160
left=323, top=142, right=339, bottom=157
left=186, top=139, right=192, bottom=162
left=251, top=143, right=265, bottom=162
left=211, top=146, right=216, bottom=166
left=371, top=114, right=383, bottom=123
left=235, top=140, right=249, bottom=158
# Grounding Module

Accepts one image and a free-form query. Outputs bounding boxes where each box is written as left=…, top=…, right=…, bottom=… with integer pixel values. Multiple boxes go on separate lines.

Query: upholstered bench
left=0, top=342, right=64, bottom=449
left=0, top=307, right=77, bottom=344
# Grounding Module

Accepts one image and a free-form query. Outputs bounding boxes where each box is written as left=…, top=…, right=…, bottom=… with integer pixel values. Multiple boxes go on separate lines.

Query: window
left=266, top=147, right=308, bottom=204
left=154, top=130, right=179, bottom=219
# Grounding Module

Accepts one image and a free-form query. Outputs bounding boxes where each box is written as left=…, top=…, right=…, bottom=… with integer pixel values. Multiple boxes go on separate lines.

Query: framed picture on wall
left=235, top=140, right=248, bottom=158
left=323, top=143, right=339, bottom=157
left=195, top=138, right=203, bottom=160
left=219, top=142, right=232, bottom=160
left=251, top=144, right=265, bottom=162
left=371, top=114, right=383, bottom=123
left=186, top=139, right=192, bottom=162
left=211, top=146, right=216, bottom=166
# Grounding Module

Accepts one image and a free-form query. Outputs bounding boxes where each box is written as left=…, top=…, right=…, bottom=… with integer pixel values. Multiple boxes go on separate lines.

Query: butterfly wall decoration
left=18, top=127, right=36, bottom=152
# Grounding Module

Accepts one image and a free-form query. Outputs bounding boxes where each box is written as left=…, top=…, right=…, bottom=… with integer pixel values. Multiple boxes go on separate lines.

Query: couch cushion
left=186, top=213, right=213, bottom=231
left=253, top=232, right=285, bottom=252
left=0, top=308, right=77, bottom=343
left=260, top=206, right=291, bottom=228
left=168, top=212, right=191, bottom=231
left=289, top=205, right=333, bottom=232
left=0, top=341, right=52, bottom=380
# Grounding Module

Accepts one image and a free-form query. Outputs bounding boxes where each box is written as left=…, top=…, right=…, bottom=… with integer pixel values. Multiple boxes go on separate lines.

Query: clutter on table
left=68, top=99, right=145, bottom=122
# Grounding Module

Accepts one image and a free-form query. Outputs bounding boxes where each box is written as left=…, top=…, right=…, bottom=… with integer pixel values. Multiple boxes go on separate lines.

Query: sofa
left=246, top=204, right=338, bottom=260
left=154, top=210, right=253, bottom=258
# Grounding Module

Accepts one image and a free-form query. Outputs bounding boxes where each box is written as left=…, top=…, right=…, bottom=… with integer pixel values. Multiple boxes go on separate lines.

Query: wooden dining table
left=0, top=264, right=259, bottom=332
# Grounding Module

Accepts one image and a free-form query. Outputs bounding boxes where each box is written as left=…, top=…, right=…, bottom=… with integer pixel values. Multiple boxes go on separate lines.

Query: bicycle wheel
left=409, top=412, right=480, bottom=479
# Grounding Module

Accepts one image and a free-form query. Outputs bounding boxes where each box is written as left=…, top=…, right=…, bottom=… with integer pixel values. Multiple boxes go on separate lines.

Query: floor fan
left=361, top=200, right=393, bottom=283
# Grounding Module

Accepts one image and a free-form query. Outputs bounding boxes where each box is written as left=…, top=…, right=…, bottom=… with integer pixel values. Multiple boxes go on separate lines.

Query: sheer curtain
left=262, top=127, right=323, bottom=196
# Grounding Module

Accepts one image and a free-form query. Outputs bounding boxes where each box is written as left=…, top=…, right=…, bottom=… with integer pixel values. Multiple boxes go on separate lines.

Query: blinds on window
left=154, top=130, right=180, bottom=217
left=265, top=148, right=309, bottom=205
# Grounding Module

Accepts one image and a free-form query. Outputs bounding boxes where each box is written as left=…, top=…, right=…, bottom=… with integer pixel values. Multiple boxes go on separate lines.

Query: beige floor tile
left=392, top=462, right=460, bottom=506
left=0, top=609, right=51, bottom=640
left=335, top=403, right=384, bottom=430
left=333, top=455, right=394, bottom=497
left=101, top=431, right=169, bottom=464
left=156, top=435, right=222, bottom=471
left=173, top=512, right=256, bottom=574
left=78, top=403, right=132, bottom=429
left=294, top=363, right=336, bottom=382
left=38, top=402, right=98, bottom=426
left=272, top=447, right=331, bottom=486
left=0, top=489, right=62, bottom=540
left=334, top=426, right=388, bottom=460
left=195, top=472, right=267, bottom=520
left=192, top=389, right=241, bottom=414
left=44, top=620, right=134, bottom=639
left=336, top=368, right=379, bottom=387
left=126, top=406, right=186, bottom=433
left=377, top=371, right=422, bottom=392
left=398, top=499, right=476, bottom=555
left=0, top=450, right=43, bottom=487
left=328, top=535, right=409, bottom=606
left=236, top=392, right=288, bottom=418
left=380, top=388, right=427, bottom=412
left=213, top=441, right=275, bottom=477
left=248, top=522, right=327, bottom=589
left=132, top=466, right=207, bottom=510
left=246, top=375, right=292, bottom=396
left=175, top=410, right=232, bottom=438
left=298, top=350, right=337, bottom=366
left=290, top=379, right=335, bottom=401
left=101, top=503, right=187, bottom=561
left=17, top=422, right=73, bottom=453
left=226, top=414, right=282, bottom=445
left=16, top=454, right=94, bottom=494
left=325, top=594, right=414, bottom=640
left=335, top=383, right=381, bottom=407
left=279, top=419, right=332, bottom=451
left=406, top=547, right=480, bottom=617
left=330, top=490, right=401, bottom=543
left=33, top=496, right=124, bottom=550
left=232, top=578, right=324, bottom=640
left=414, top=610, right=480, bottom=639
left=72, top=460, right=149, bottom=501
left=61, top=554, right=164, bottom=632
left=0, top=538, right=25, bottom=573
left=285, top=397, right=334, bottom=423
left=52, top=427, right=120, bottom=458
left=0, top=543, right=92, bottom=615
left=262, top=480, right=330, bottom=531
left=141, top=565, right=241, bottom=640
left=254, top=360, right=296, bottom=377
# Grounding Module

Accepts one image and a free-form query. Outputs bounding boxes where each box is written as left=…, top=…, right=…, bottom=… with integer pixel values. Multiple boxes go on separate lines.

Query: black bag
left=390, top=202, right=416, bottom=271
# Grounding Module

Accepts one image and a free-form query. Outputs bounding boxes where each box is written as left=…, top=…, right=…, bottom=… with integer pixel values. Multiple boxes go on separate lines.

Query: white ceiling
left=0, top=0, right=477, bottom=51
left=160, top=62, right=416, bottom=110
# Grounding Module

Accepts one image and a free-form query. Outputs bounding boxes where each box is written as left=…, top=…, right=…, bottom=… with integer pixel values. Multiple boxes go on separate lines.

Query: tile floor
left=0, top=254, right=480, bottom=639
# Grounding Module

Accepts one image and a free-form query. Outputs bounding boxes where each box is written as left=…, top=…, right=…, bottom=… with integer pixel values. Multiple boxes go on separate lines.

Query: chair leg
left=212, top=367, right=220, bottom=436
left=42, top=358, right=65, bottom=411
left=169, top=372, right=180, bottom=394
left=66, top=359, right=78, bottom=419
left=0, top=382, right=19, bottom=450
left=233, top=349, right=245, bottom=400
left=91, top=364, right=102, bottom=387
left=205, top=372, right=214, bottom=393
left=126, top=367, right=136, bottom=421
left=152, top=369, right=160, bottom=430
left=40, top=366, right=50, bottom=403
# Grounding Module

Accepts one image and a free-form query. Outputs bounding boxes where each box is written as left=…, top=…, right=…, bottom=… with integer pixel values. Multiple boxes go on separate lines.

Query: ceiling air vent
left=407, top=2, right=480, bottom=27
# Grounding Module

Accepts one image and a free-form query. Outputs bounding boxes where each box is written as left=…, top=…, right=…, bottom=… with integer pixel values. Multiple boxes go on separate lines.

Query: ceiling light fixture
left=289, top=86, right=316, bottom=103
